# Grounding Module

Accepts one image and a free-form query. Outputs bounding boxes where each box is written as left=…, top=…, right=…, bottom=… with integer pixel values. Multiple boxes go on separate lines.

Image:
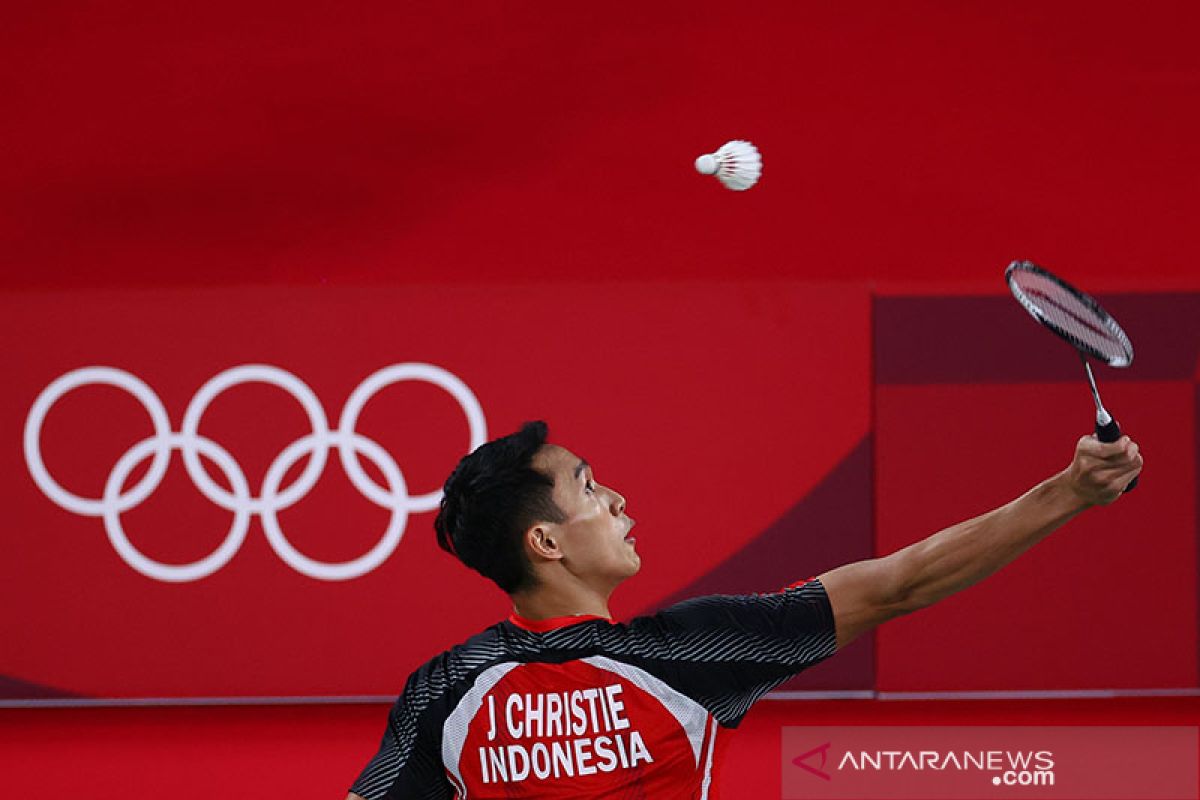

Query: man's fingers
left=1071, top=434, right=1143, bottom=505
left=1093, top=453, right=1143, bottom=481
left=1104, top=436, right=1138, bottom=462
left=1107, top=454, right=1144, bottom=493
left=1081, top=435, right=1141, bottom=464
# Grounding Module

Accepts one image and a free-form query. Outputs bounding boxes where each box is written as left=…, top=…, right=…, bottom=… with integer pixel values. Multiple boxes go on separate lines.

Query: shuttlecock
left=694, top=140, right=762, bottom=191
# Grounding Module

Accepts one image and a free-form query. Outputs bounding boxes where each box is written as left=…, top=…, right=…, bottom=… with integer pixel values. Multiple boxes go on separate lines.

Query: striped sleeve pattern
left=502, top=579, right=836, bottom=727
left=349, top=634, right=509, bottom=799
left=616, top=579, right=838, bottom=725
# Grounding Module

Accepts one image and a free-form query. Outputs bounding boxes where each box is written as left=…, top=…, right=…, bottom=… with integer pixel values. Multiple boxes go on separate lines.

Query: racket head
left=1005, top=260, right=1134, bottom=368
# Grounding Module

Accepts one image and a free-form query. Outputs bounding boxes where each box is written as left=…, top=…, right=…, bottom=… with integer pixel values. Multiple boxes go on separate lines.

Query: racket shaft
left=1083, top=359, right=1110, bottom=424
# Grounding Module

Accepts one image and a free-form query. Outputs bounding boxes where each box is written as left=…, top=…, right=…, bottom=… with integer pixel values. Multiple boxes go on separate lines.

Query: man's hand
left=1063, top=434, right=1143, bottom=507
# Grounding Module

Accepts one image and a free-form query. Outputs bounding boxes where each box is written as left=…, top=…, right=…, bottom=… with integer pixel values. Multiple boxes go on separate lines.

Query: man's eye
left=585, top=481, right=596, bottom=494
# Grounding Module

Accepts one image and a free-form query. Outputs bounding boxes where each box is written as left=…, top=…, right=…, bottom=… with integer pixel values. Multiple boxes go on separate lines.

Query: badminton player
left=347, top=421, right=1141, bottom=799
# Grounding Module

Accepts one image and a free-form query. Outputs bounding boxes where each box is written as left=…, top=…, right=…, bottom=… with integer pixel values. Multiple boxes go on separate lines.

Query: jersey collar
left=507, top=612, right=611, bottom=633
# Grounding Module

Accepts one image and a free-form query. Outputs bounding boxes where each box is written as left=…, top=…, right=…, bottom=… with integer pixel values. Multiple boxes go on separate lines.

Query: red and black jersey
left=350, top=579, right=836, bottom=799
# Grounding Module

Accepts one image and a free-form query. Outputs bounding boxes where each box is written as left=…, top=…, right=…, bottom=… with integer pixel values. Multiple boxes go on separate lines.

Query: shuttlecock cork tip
left=694, top=154, right=718, bottom=175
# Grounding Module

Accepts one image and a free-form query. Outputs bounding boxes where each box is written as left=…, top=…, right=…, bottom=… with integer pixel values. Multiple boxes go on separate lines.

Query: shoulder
left=400, top=622, right=512, bottom=697
left=381, top=622, right=518, bottom=733
left=635, top=579, right=833, bottom=631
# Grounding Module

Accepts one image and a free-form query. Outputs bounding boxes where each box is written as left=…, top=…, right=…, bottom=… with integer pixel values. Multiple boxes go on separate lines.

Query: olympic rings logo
left=23, top=364, right=487, bottom=583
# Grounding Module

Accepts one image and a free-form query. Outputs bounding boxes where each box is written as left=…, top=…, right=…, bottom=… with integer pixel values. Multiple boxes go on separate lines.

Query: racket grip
left=1095, top=418, right=1139, bottom=493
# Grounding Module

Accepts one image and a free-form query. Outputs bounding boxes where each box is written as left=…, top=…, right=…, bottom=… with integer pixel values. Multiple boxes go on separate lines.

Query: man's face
left=531, top=444, right=639, bottom=587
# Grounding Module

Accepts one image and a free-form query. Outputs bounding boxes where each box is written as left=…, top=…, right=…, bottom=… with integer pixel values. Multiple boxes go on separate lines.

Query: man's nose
left=609, top=489, right=626, bottom=516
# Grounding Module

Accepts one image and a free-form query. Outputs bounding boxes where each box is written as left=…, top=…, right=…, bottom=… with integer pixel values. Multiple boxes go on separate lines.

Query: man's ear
left=525, top=523, right=563, bottom=562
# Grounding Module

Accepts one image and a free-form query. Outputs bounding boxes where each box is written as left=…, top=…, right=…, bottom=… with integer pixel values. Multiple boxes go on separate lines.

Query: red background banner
left=3, top=283, right=870, bottom=698
left=874, top=293, right=1200, bottom=691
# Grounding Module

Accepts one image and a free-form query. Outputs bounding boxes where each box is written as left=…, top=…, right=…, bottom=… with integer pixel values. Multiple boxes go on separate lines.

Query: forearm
left=892, top=471, right=1088, bottom=612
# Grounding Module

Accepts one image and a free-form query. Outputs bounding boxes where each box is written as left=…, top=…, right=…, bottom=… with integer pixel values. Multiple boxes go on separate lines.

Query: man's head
left=435, top=421, right=638, bottom=596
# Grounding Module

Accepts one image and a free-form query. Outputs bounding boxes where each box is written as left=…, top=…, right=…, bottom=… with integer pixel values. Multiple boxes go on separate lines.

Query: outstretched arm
left=820, top=434, right=1143, bottom=649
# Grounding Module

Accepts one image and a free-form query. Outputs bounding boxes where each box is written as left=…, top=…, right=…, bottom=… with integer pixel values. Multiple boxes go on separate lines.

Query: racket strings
left=1010, top=271, right=1132, bottom=365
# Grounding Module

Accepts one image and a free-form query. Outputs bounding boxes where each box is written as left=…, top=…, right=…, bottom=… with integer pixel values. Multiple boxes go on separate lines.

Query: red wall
left=4, top=2, right=1200, bottom=294
left=874, top=294, right=1200, bottom=691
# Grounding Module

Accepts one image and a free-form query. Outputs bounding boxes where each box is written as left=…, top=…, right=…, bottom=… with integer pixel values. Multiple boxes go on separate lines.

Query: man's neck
left=510, top=583, right=613, bottom=621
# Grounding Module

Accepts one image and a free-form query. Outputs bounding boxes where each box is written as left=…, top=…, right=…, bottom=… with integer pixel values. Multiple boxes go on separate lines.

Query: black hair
left=434, top=420, right=565, bottom=594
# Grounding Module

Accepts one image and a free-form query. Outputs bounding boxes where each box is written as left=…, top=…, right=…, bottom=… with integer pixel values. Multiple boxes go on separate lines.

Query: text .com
left=994, top=768, right=1055, bottom=787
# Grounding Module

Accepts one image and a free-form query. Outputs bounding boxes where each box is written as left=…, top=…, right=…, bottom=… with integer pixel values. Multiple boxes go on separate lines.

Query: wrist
left=1043, top=469, right=1096, bottom=514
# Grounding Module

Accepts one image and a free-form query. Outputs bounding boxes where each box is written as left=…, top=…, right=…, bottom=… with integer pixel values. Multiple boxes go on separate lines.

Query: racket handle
left=1095, top=418, right=1139, bottom=493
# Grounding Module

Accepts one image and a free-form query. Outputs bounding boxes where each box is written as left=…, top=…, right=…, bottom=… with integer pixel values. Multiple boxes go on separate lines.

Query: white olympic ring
left=23, top=363, right=487, bottom=583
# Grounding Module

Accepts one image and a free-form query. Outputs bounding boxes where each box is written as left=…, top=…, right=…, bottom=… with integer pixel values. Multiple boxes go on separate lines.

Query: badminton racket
left=1005, top=260, right=1138, bottom=492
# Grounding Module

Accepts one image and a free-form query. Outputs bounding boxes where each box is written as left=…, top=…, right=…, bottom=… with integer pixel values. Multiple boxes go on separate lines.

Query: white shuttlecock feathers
left=694, top=140, right=762, bottom=191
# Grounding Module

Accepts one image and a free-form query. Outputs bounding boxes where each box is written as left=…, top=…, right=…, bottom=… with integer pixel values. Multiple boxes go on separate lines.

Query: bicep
left=819, top=555, right=914, bottom=649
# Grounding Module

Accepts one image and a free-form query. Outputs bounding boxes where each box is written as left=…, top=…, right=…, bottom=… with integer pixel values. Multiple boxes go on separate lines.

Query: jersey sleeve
left=349, top=672, right=453, bottom=800
left=629, top=578, right=838, bottom=727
